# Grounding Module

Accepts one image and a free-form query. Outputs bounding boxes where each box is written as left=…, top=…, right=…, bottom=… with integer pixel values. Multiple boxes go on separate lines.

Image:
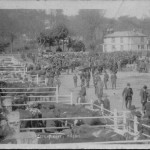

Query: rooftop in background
left=105, top=31, right=148, bottom=38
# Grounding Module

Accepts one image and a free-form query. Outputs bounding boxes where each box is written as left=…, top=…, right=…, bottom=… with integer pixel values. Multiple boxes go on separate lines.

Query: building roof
left=104, top=31, right=147, bottom=38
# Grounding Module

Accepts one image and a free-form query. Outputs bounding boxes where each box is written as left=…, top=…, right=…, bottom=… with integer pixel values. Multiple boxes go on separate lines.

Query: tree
left=37, top=32, right=55, bottom=51
left=89, top=42, right=96, bottom=51
left=66, top=37, right=73, bottom=51
left=0, top=42, right=10, bottom=53
left=72, top=40, right=85, bottom=52
left=52, top=24, right=69, bottom=51
left=10, top=33, right=16, bottom=54
left=69, top=10, right=105, bottom=49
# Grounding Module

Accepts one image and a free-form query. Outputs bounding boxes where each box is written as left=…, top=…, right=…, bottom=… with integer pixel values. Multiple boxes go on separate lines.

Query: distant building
left=103, top=31, right=149, bottom=52
left=71, top=36, right=83, bottom=41
left=44, top=20, right=51, bottom=30
left=44, top=16, right=56, bottom=30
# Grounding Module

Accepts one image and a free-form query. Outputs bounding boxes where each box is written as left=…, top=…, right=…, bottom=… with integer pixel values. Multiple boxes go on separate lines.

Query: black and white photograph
left=0, top=0, right=150, bottom=149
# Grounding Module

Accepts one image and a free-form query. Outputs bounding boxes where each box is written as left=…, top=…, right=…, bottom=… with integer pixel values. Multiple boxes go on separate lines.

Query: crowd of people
left=25, top=51, right=150, bottom=121
left=121, top=82, right=150, bottom=119
left=74, top=68, right=117, bottom=110
left=1, top=50, right=150, bottom=140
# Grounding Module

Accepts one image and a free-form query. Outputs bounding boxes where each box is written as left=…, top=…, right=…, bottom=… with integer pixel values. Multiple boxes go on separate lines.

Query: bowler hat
left=127, top=83, right=130, bottom=86
left=143, top=85, right=147, bottom=89
left=135, top=111, right=142, bottom=117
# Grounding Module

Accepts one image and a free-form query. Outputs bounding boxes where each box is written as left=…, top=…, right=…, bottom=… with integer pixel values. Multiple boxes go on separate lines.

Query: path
left=59, top=70, right=150, bottom=112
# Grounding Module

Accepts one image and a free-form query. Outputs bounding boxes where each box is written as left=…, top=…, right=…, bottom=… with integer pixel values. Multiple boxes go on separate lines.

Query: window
left=111, top=37, right=115, bottom=43
left=104, top=45, right=107, bottom=52
left=112, top=45, right=115, bottom=50
left=138, top=45, right=140, bottom=49
left=141, top=45, right=144, bottom=49
left=120, top=45, right=124, bottom=51
left=141, top=37, right=144, bottom=42
left=120, top=37, right=123, bottom=43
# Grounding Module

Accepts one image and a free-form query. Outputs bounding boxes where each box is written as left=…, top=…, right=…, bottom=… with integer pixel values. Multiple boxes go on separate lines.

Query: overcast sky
left=62, top=0, right=150, bottom=19
left=0, top=0, right=150, bottom=19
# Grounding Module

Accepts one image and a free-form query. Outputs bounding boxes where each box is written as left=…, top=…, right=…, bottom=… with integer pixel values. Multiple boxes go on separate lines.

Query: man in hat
left=80, top=73, right=85, bottom=87
left=80, top=85, right=86, bottom=98
left=145, top=95, right=150, bottom=119
left=122, top=83, right=133, bottom=109
left=96, top=78, right=104, bottom=102
left=54, top=77, right=61, bottom=93
left=49, top=72, right=54, bottom=87
left=93, top=99, right=101, bottom=109
left=76, top=93, right=81, bottom=104
left=85, top=70, right=91, bottom=88
left=73, top=74, right=78, bottom=88
left=140, top=85, right=148, bottom=114
left=111, top=72, right=117, bottom=89
left=102, top=94, right=110, bottom=113
left=103, top=71, right=109, bottom=90
left=76, top=91, right=86, bottom=104
left=93, top=74, right=97, bottom=94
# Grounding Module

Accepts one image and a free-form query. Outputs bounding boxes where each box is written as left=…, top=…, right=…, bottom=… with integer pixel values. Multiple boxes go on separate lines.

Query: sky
left=0, top=0, right=150, bottom=19
left=62, top=0, right=150, bottom=19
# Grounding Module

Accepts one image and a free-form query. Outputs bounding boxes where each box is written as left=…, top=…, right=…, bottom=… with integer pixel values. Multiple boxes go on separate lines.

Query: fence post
left=37, top=74, right=39, bottom=84
left=134, top=116, right=138, bottom=141
left=70, top=92, right=73, bottom=105
left=24, top=66, right=26, bottom=76
left=90, top=99, right=93, bottom=109
left=22, top=73, right=25, bottom=81
left=45, top=78, right=47, bottom=86
left=56, top=86, right=59, bottom=103
left=65, top=120, right=68, bottom=127
left=123, top=111, right=127, bottom=131
left=101, top=104, right=104, bottom=115
left=114, top=109, right=118, bottom=131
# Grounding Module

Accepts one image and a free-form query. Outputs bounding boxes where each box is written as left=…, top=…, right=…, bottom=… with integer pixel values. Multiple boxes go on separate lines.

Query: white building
left=103, top=31, right=149, bottom=52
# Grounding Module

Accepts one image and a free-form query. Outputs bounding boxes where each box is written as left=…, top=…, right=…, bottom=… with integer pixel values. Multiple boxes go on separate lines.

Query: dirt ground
left=59, top=70, right=150, bottom=112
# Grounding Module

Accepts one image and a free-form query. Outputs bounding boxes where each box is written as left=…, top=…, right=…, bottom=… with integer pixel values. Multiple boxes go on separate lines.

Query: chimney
left=106, top=28, right=114, bottom=34
left=110, top=28, right=114, bottom=34
left=133, top=28, right=136, bottom=32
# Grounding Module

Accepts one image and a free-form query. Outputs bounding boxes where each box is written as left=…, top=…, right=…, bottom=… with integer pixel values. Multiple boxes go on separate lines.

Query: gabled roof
left=104, top=31, right=147, bottom=38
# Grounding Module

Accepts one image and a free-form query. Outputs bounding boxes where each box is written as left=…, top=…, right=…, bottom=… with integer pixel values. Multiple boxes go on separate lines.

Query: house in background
left=103, top=30, right=149, bottom=52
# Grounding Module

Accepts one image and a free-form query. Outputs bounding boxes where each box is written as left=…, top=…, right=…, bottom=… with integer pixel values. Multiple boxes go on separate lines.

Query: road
left=59, top=70, right=150, bottom=112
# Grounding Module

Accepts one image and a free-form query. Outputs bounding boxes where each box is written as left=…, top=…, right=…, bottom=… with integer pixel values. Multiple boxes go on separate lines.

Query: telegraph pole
left=10, top=32, right=15, bottom=54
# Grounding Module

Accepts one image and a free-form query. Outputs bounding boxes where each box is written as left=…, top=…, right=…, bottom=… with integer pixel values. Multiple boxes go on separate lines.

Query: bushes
left=56, top=47, right=62, bottom=52
left=72, top=40, right=85, bottom=52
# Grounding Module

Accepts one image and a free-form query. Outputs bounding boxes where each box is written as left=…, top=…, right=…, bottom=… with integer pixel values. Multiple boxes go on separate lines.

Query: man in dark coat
left=80, top=85, right=86, bottom=97
left=85, top=71, right=91, bottom=88
left=102, top=94, right=110, bottom=114
left=73, top=74, right=78, bottom=88
left=111, top=73, right=117, bottom=89
left=104, top=71, right=109, bottom=90
left=140, top=85, right=148, bottom=114
left=145, top=97, right=150, bottom=119
left=93, top=74, right=97, bottom=94
left=80, top=71, right=86, bottom=87
left=96, top=78, right=104, bottom=102
left=122, top=83, right=133, bottom=109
